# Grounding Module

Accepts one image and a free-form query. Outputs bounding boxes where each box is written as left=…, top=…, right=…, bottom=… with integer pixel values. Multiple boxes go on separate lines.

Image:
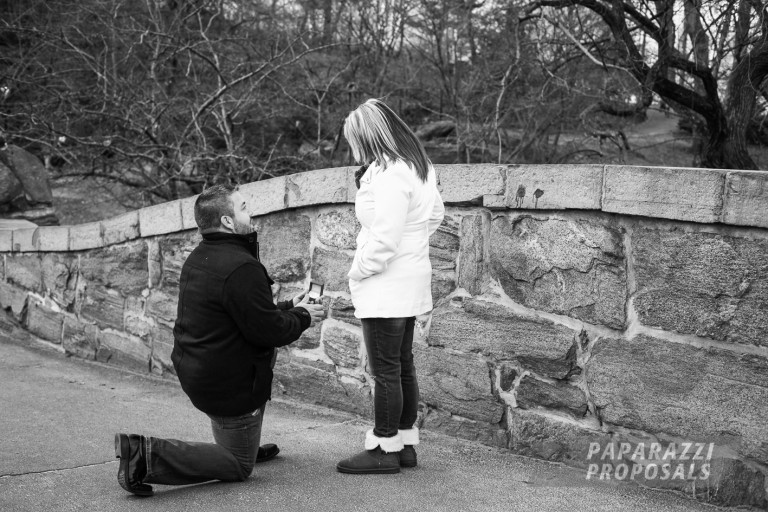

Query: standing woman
left=336, top=99, right=445, bottom=474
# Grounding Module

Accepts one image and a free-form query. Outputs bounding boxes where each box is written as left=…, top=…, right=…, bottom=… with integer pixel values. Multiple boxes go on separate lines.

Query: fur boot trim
left=364, top=429, right=404, bottom=453
left=399, top=427, right=419, bottom=446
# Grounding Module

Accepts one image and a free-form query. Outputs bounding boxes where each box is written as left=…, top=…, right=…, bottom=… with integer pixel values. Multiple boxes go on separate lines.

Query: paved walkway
left=0, top=339, right=720, bottom=512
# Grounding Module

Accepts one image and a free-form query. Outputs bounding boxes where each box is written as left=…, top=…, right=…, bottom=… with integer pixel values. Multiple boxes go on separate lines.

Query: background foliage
left=1, top=0, right=767, bottom=208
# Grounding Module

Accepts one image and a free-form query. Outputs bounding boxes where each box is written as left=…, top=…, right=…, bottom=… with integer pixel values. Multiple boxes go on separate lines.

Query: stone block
left=498, top=364, right=517, bottom=392
left=506, top=164, right=603, bottom=210
left=151, top=321, right=174, bottom=346
left=62, top=317, right=99, bottom=359
left=159, top=232, right=200, bottom=290
left=632, top=228, right=768, bottom=347
left=23, top=300, right=63, bottom=343
left=179, top=195, right=198, bottom=231
left=435, top=164, right=505, bottom=204
left=69, top=222, right=103, bottom=251
left=414, top=344, right=505, bottom=423
left=101, top=211, right=140, bottom=246
left=603, top=166, right=725, bottom=223
left=0, top=229, right=12, bottom=252
left=152, top=338, right=175, bottom=375
left=273, top=360, right=371, bottom=416
left=252, top=211, right=311, bottom=283
left=0, top=281, right=28, bottom=316
left=78, top=241, right=148, bottom=294
left=146, top=289, right=177, bottom=323
left=124, top=296, right=150, bottom=339
left=457, top=212, right=490, bottom=295
left=36, top=226, right=70, bottom=251
left=431, top=269, right=456, bottom=303
left=429, top=218, right=460, bottom=271
left=139, top=200, right=183, bottom=237
left=0, top=309, right=32, bottom=344
left=147, top=239, right=162, bottom=288
left=329, top=296, right=360, bottom=327
left=81, top=284, right=125, bottom=330
left=489, top=214, right=627, bottom=329
left=286, top=168, right=348, bottom=208
left=482, top=194, right=505, bottom=208
left=5, top=254, right=43, bottom=291
left=515, top=415, right=766, bottom=509
left=240, top=176, right=286, bottom=216
left=151, top=323, right=175, bottom=374
left=125, top=313, right=152, bottom=340
left=516, top=376, right=588, bottom=417
left=722, top=171, right=768, bottom=229
left=421, top=406, right=508, bottom=448
left=587, top=335, right=768, bottom=465
left=12, top=227, right=37, bottom=252
left=346, top=165, right=361, bottom=203
left=97, top=330, right=151, bottom=372
left=315, top=207, right=359, bottom=249
left=295, top=322, right=321, bottom=349
left=323, top=324, right=362, bottom=368
left=429, top=299, right=578, bottom=379
left=704, top=457, right=767, bottom=508
left=311, top=247, right=353, bottom=292
left=39, top=254, right=77, bottom=309
left=507, top=408, right=609, bottom=469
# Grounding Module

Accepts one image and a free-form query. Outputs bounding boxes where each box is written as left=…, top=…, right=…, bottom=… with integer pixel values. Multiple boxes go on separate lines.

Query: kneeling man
left=115, top=184, right=324, bottom=495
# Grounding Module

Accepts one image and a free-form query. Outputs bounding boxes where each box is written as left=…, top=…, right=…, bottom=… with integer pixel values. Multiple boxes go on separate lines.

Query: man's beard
left=233, top=219, right=253, bottom=235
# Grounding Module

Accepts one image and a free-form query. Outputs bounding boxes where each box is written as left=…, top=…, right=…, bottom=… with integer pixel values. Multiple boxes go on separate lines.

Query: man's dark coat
left=172, top=231, right=310, bottom=417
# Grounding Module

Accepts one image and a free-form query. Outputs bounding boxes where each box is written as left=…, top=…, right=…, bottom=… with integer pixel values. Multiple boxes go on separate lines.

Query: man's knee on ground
left=235, top=462, right=255, bottom=481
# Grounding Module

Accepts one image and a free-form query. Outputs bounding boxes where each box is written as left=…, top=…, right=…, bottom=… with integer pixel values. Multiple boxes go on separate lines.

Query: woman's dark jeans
left=361, top=316, right=419, bottom=439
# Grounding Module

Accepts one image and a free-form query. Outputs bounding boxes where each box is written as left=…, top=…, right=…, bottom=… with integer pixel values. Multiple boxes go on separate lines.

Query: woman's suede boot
left=336, top=430, right=402, bottom=474
left=399, top=427, right=419, bottom=468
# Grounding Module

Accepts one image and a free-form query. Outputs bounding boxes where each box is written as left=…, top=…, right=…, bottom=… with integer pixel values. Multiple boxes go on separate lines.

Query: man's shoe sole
left=115, top=434, right=153, bottom=496
left=336, top=465, right=400, bottom=474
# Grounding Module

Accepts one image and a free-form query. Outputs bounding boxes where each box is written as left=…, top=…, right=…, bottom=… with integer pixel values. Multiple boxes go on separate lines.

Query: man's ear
left=220, top=215, right=234, bottom=232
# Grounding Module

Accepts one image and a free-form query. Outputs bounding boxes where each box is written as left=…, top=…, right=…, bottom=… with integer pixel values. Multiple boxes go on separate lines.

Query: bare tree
left=527, top=0, right=768, bottom=169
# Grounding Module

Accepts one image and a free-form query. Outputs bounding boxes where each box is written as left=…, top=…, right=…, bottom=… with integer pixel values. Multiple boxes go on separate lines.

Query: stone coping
left=1, top=164, right=766, bottom=252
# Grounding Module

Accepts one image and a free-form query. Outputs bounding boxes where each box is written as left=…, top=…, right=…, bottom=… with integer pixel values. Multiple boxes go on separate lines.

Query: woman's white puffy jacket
left=348, top=159, right=445, bottom=318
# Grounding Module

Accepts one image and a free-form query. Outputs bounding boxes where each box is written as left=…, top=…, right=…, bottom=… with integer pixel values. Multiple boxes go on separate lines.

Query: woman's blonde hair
left=343, top=98, right=431, bottom=182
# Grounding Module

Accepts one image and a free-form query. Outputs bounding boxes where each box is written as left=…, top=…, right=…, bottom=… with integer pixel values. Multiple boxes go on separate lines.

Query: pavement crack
left=278, top=418, right=362, bottom=434
left=0, top=460, right=115, bottom=478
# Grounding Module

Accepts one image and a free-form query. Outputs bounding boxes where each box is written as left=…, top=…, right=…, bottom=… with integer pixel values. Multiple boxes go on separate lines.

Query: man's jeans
left=142, top=405, right=265, bottom=485
left=361, top=317, right=419, bottom=439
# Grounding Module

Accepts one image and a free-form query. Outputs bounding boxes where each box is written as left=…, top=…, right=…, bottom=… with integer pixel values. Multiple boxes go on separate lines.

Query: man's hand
left=296, top=295, right=326, bottom=326
left=290, top=291, right=306, bottom=307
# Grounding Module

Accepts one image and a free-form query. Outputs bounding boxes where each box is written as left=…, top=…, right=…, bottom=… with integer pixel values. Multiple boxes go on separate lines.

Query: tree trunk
left=683, top=0, right=709, bottom=93
left=701, top=39, right=768, bottom=169
left=653, top=0, right=675, bottom=81
left=682, top=0, right=710, bottom=161
left=322, top=0, right=333, bottom=44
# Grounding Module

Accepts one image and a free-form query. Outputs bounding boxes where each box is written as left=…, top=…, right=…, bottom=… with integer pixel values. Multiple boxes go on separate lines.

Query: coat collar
left=201, top=231, right=260, bottom=259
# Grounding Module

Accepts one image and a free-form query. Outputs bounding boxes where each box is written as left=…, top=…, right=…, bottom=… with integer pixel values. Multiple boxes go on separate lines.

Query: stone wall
left=2, top=164, right=768, bottom=508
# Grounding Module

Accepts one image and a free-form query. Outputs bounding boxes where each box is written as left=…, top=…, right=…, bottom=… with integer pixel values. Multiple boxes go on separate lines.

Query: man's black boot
left=255, top=443, right=280, bottom=463
left=115, top=433, right=154, bottom=496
